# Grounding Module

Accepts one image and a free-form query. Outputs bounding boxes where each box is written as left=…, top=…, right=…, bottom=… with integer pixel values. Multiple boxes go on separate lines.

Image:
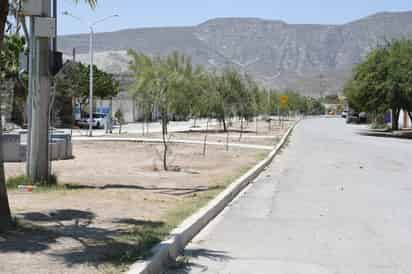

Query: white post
left=89, top=27, right=94, bottom=137
left=28, top=0, right=52, bottom=182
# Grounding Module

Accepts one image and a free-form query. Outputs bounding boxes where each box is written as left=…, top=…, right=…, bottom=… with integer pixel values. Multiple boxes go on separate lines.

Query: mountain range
left=58, top=11, right=412, bottom=96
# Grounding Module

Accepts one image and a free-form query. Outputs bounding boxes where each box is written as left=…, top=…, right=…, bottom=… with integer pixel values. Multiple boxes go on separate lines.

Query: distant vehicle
left=78, top=113, right=107, bottom=129
left=346, top=112, right=359, bottom=124
left=341, top=110, right=348, bottom=118
left=358, top=112, right=367, bottom=124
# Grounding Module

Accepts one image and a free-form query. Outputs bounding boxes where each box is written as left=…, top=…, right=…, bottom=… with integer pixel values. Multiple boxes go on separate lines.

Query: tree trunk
left=225, top=130, right=229, bottom=152
left=239, top=117, right=244, bottom=141
left=146, top=118, right=149, bottom=135
left=221, top=110, right=228, bottom=132
left=255, top=117, right=258, bottom=135
left=161, top=114, right=168, bottom=171
left=0, top=121, right=11, bottom=230
left=408, top=112, right=412, bottom=127
left=392, top=109, right=400, bottom=131
left=202, top=118, right=210, bottom=157
left=0, top=0, right=12, bottom=229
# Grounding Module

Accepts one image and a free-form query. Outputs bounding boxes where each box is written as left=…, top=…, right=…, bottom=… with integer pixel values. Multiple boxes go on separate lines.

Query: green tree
left=55, top=61, right=120, bottom=114
left=0, top=34, right=27, bottom=126
left=212, top=68, right=242, bottom=132
left=128, top=50, right=196, bottom=170
left=345, top=39, right=412, bottom=130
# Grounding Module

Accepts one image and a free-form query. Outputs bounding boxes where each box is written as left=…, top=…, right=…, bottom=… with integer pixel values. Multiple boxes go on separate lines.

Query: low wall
left=1, top=133, right=73, bottom=162
left=1, top=134, right=24, bottom=162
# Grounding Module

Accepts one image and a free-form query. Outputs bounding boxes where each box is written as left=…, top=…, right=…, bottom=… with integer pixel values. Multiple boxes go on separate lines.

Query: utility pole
left=27, top=0, right=53, bottom=182
left=63, top=12, right=119, bottom=137
left=89, top=26, right=94, bottom=136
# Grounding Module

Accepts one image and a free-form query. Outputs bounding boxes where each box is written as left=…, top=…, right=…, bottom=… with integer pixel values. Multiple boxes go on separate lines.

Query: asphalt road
left=167, top=118, right=412, bottom=274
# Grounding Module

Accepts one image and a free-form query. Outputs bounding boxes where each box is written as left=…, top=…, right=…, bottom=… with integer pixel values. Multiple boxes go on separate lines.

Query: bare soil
left=1, top=138, right=275, bottom=274
left=128, top=120, right=293, bottom=147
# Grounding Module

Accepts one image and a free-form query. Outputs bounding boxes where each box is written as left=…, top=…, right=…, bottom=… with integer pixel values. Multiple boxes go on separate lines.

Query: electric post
left=23, top=0, right=56, bottom=183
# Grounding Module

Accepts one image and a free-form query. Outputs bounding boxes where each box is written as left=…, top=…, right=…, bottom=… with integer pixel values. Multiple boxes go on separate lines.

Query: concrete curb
left=125, top=120, right=300, bottom=274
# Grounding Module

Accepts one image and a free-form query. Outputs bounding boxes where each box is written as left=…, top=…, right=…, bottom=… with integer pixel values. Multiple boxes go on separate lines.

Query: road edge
left=125, top=119, right=300, bottom=274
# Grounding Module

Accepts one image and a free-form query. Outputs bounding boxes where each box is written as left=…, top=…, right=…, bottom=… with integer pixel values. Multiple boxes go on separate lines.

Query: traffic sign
left=280, top=95, right=289, bottom=107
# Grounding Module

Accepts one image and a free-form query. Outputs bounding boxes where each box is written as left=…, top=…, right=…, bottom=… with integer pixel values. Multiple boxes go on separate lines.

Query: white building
left=398, top=110, right=411, bottom=129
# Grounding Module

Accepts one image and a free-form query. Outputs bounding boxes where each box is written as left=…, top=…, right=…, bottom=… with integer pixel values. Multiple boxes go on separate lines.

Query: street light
left=63, top=12, right=119, bottom=137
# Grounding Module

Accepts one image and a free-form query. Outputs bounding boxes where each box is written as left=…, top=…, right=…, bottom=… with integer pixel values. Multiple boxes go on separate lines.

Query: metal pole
left=88, top=27, right=94, bottom=137
left=62, top=12, right=118, bottom=138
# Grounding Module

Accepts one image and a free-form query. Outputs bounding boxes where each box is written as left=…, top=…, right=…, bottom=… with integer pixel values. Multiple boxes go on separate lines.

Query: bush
left=6, top=175, right=29, bottom=189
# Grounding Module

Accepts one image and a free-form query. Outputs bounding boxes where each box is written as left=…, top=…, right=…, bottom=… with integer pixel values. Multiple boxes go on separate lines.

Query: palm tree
left=0, top=0, right=97, bottom=231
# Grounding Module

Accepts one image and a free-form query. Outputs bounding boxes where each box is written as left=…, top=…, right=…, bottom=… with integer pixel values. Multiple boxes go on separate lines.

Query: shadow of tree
left=21, top=209, right=96, bottom=222
left=177, top=129, right=256, bottom=134
left=358, top=131, right=412, bottom=139
left=64, top=183, right=221, bottom=196
left=0, top=209, right=167, bottom=268
left=168, top=248, right=232, bottom=273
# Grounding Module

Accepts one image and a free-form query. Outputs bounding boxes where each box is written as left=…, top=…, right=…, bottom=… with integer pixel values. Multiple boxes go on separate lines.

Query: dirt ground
left=0, top=119, right=295, bottom=274
left=128, top=119, right=293, bottom=147
left=1, top=134, right=279, bottom=274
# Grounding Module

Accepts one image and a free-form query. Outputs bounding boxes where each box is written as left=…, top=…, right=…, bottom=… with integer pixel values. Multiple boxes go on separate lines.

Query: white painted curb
left=125, top=120, right=300, bottom=274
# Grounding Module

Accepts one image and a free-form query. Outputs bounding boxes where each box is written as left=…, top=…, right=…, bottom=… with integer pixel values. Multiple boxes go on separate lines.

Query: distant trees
left=128, top=50, right=324, bottom=170
left=53, top=61, right=120, bottom=124
left=345, top=39, right=412, bottom=130
left=56, top=62, right=120, bottom=106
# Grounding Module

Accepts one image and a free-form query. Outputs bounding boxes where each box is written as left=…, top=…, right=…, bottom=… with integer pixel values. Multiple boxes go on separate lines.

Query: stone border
left=125, top=120, right=300, bottom=274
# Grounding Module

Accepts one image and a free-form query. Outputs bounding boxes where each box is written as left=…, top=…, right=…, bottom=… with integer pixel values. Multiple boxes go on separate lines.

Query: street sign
left=280, top=95, right=289, bottom=107
left=34, top=17, right=56, bottom=38
left=19, top=0, right=43, bottom=16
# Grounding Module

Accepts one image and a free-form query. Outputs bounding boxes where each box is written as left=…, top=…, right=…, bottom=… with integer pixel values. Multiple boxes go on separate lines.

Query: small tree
left=128, top=50, right=195, bottom=170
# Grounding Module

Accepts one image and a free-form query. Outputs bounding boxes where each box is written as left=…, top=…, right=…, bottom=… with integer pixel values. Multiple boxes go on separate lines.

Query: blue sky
left=58, top=0, right=412, bottom=35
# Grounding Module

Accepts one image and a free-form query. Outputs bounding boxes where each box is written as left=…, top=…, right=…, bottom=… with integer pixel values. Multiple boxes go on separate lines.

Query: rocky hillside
left=58, top=11, right=412, bottom=96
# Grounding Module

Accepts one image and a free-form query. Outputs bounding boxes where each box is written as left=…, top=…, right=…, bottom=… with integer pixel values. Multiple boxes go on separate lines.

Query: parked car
left=346, top=112, right=359, bottom=124
left=341, top=110, right=348, bottom=118
left=358, top=112, right=367, bottom=124
left=78, top=113, right=107, bottom=129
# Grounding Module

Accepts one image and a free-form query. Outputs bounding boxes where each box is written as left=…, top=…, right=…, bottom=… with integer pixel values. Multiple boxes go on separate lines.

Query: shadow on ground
left=176, top=128, right=256, bottom=134
left=168, top=248, right=232, bottom=273
left=0, top=209, right=166, bottom=268
left=64, top=183, right=221, bottom=196
left=357, top=130, right=412, bottom=140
